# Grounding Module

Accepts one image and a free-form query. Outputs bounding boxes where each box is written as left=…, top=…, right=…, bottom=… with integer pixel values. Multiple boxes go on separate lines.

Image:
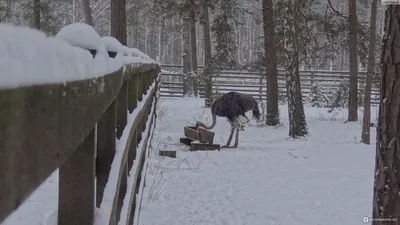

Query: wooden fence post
left=58, top=128, right=96, bottom=225
left=142, top=73, right=148, bottom=96
left=128, top=74, right=138, bottom=113
left=137, top=73, right=143, bottom=102
left=116, top=81, right=128, bottom=139
left=96, top=100, right=117, bottom=207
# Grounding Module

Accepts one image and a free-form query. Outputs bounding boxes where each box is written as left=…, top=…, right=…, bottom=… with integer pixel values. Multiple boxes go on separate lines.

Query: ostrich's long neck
left=198, top=111, right=217, bottom=130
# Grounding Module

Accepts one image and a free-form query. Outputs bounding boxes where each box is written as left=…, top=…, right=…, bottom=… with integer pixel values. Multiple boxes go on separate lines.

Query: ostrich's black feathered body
left=211, top=92, right=260, bottom=125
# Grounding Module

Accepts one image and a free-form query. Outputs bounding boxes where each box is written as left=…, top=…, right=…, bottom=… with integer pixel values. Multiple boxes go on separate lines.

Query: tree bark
left=361, top=0, right=378, bottom=144
left=82, top=0, right=94, bottom=26
left=182, top=18, right=192, bottom=97
left=348, top=0, right=358, bottom=121
left=110, top=0, right=127, bottom=45
left=372, top=6, right=400, bottom=225
left=32, top=0, right=41, bottom=30
left=284, top=0, right=308, bottom=138
left=190, top=0, right=198, bottom=97
left=202, top=1, right=213, bottom=107
left=262, top=0, right=280, bottom=126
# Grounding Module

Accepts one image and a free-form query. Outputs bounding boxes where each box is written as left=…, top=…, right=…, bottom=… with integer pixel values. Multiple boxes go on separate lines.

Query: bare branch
left=327, top=0, right=347, bottom=19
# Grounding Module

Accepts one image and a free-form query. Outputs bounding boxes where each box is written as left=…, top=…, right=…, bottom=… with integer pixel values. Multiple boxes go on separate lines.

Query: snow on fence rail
left=0, top=23, right=159, bottom=225
left=159, top=65, right=380, bottom=105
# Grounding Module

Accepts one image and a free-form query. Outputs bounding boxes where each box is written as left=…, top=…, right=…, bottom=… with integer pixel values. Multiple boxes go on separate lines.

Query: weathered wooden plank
left=190, top=143, right=221, bottom=151
left=58, top=127, right=96, bottom=225
left=159, top=151, right=177, bottom=158
left=96, top=100, right=117, bottom=207
left=115, top=162, right=128, bottom=224
left=0, top=69, right=123, bottom=223
left=128, top=130, right=137, bottom=168
left=180, top=137, right=194, bottom=146
left=137, top=73, right=143, bottom=102
left=117, top=81, right=128, bottom=139
left=128, top=75, right=138, bottom=113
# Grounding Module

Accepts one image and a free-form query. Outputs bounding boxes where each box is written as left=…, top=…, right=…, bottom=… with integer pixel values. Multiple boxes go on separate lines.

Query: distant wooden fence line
left=159, top=64, right=380, bottom=105
left=0, top=63, right=160, bottom=225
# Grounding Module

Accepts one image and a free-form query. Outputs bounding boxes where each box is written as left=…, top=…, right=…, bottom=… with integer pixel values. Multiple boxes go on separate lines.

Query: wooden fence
left=0, top=63, right=159, bottom=225
left=159, top=64, right=381, bottom=105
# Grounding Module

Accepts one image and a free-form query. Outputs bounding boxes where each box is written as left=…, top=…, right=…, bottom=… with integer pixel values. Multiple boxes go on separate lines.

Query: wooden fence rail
left=159, top=66, right=380, bottom=105
left=0, top=63, right=160, bottom=225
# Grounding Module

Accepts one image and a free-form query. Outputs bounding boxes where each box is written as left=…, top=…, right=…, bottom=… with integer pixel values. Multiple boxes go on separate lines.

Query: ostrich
left=196, top=92, right=260, bottom=148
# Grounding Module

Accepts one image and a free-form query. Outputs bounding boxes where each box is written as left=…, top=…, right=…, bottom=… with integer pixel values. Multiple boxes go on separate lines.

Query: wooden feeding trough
left=180, top=126, right=220, bottom=151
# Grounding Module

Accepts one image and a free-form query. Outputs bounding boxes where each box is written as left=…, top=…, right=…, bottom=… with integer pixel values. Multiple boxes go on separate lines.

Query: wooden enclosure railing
left=159, top=65, right=380, bottom=105
left=0, top=62, right=160, bottom=225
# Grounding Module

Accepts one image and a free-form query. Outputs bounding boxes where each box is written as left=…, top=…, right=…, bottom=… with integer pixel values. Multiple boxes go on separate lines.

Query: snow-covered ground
left=139, top=97, right=377, bottom=225
left=1, top=96, right=378, bottom=225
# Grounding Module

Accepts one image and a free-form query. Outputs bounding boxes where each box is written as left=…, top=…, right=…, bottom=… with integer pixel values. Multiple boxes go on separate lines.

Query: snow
left=122, top=46, right=131, bottom=56
left=1, top=95, right=378, bottom=225
left=0, top=23, right=130, bottom=88
left=138, top=98, right=378, bottom=225
left=130, top=48, right=150, bottom=59
left=55, top=23, right=107, bottom=56
left=0, top=23, right=161, bottom=89
left=101, top=36, right=123, bottom=53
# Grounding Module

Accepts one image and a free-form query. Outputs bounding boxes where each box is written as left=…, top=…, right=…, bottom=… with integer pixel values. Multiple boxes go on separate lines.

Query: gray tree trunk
left=32, top=0, right=41, bottom=30
left=82, top=0, right=94, bottom=26
left=110, top=0, right=127, bottom=45
left=173, top=18, right=182, bottom=65
left=348, top=0, right=358, bottom=121
left=202, top=1, right=213, bottom=107
left=361, top=0, right=378, bottom=144
left=262, top=0, right=279, bottom=126
left=190, top=0, right=198, bottom=97
left=182, top=18, right=192, bottom=97
left=372, top=6, right=400, bottom=224
left=284, top=0, right=308, bottom=138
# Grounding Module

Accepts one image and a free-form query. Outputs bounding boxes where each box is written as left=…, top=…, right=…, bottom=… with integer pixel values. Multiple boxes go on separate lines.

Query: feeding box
left=183, top=126, right=215, bottom=144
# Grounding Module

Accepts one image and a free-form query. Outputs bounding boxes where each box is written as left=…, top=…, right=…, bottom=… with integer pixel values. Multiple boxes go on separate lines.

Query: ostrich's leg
left=232, top=128, right=240, bottom=148
left=221, top=126, right=235, bottom=148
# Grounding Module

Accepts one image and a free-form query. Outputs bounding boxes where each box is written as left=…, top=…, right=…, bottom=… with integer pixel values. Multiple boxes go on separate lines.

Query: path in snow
left=139, top=97, right=377, bottom=225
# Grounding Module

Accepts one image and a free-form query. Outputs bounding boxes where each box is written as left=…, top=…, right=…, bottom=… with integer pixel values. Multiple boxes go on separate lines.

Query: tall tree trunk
left=348, top=0, right=358, bottom=121
left=182, top=18, right=192, bottom=97
left=372, top=6, right=400, bottom=225
left=2, top=0, right=12, bottom=22
left=190, top=0, right=198, bottom=97
left=202, top=1, right=213, bottom=107
left=110, top=0, right=127, bottom=45
left=262, top=0, right=280, bottom=126
left=173, top=18, right=182, bottom=65
left=158, top=16, right=166, bottom=63
left=284, top=0, right=308, bottom=138
left=32, top=0, right=41, bottom=30
left=82, top=0, right=94, bottom=26
left=361, top=0, right=378, bottom=144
